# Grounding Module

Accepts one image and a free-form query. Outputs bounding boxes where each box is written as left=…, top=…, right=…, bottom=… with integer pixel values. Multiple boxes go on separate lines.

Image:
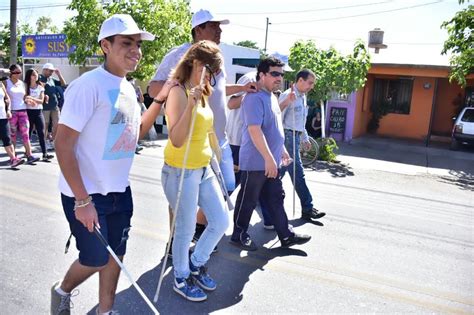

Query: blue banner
left=21, top=34, right=75, bottom=58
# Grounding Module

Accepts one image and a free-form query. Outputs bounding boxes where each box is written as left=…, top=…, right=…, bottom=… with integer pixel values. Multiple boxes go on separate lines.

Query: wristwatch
left=153, top=98, right=165, bottom=105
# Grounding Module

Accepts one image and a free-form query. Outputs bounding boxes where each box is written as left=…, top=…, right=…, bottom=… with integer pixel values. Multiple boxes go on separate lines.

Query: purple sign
left=21, top=34, right=75, bottom=58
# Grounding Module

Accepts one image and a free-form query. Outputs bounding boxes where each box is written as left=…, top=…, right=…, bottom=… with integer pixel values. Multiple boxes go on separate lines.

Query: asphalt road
left=0, top=138, right=472, bottom=314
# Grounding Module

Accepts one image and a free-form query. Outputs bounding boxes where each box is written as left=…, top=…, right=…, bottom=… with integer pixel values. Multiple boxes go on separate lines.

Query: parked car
left=451, top=107, right=474, bottom=150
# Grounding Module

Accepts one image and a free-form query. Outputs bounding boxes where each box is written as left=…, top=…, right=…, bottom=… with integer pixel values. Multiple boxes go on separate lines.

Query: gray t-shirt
left=152, top=42, right=228, bottom=143
left=239, top=90, right=284, bottom=171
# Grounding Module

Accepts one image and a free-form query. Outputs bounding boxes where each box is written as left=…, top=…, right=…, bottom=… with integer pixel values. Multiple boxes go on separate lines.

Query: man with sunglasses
left=279, top=69, right=326, bottom=221
left=230, top=57, right=311, bottom=251
left=148, top=9, right=256, bottom=251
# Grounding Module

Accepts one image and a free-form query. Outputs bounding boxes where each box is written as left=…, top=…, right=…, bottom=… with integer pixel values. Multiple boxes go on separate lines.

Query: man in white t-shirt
left=148, top=9, right=256, bottom=245
left=51, top=14, right=171, bottom=315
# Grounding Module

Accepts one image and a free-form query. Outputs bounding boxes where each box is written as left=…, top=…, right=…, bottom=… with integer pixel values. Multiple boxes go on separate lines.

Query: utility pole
left=10, top=0, right=18, bottom=65
left=264, top=17, right=270, bottom=53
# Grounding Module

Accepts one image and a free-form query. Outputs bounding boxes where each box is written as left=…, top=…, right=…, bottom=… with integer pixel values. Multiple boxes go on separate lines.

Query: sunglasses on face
left=11, top=72, right=22, bottom=75
left=204, top=64, right=217, bottom=87
left=267, top=71, right=284, bottom=78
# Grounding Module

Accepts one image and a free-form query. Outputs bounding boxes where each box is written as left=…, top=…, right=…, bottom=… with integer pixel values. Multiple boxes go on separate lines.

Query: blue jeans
left=220, top=140, right=236, bottom=194
left=280, top=130, right=313, bottom=212
left=161, top=164, right=229, bottom=279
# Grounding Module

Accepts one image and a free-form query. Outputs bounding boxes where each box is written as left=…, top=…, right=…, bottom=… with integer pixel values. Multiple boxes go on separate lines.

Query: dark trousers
left=232, top=170, right=292, bottom=241
left=230, top=144, right=241, bottom=187
left=27, top=109, right=46, bottom=154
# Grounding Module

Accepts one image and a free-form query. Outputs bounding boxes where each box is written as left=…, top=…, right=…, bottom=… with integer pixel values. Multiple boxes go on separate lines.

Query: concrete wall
left=376, top=77, right=435, bottom=140
left=431, top=78, right=472, bottom=136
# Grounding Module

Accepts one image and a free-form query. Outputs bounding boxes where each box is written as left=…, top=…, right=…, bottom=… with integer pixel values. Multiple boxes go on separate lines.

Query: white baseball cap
left=191, top=9, right=229, bottom=29
left=42, top=63, right=56, bottom=71
left=98, top=14, right=155, bottom=42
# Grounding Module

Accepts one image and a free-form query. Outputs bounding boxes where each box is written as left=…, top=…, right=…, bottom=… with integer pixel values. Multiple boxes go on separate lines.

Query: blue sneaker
left=190, top=261, right=216, bottom=291
left=173, top=277, right=207, bottom=302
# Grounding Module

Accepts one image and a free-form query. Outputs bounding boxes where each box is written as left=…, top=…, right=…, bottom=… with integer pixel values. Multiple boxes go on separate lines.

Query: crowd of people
left=0, top=62, right=66, bottom=167
left=1, top=10, right=328, bottom=315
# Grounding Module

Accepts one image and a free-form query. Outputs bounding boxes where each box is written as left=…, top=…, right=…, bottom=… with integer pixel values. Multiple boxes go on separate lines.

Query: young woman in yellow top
left=160, top=40, right=228, bottom=302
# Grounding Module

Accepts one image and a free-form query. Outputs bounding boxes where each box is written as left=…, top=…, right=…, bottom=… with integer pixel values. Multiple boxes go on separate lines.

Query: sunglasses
left=268, top=71, right=284, bottom=78
left=204, top=64, right=217, bottom=87
left=11, top=72, right=22, bottom=75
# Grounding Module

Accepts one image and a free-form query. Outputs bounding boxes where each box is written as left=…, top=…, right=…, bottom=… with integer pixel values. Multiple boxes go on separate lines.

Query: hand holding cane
left=94, top=225, right=159, bottom=314
left=154, top=66, right=207, bottom=303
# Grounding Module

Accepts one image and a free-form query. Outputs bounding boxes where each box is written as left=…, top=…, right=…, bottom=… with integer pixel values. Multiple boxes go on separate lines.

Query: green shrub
left=318, top=137, right=339, bottom=162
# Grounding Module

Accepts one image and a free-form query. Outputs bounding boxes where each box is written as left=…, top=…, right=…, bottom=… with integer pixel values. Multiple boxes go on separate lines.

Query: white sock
left=55, top=285, right=69, bottom=296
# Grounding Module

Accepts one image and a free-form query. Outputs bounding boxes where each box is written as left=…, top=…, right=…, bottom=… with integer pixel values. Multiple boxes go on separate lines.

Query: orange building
left=352, top=63, right=474, bottom=143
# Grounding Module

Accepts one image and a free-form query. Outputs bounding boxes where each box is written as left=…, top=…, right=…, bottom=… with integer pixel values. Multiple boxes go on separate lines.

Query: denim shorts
left=61, top=186, right=133, bottom=267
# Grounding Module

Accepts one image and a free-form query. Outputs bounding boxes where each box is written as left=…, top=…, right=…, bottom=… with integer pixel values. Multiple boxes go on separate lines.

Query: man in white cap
left=39, top=62, right=66, bottom=149
left=51, top=14, right=172, bottom=315
left=148, top=9, right=256, bottom=252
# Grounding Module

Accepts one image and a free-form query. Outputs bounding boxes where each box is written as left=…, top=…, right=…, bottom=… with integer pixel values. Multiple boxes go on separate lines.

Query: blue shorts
left=61, top=187, right=134, bottom=267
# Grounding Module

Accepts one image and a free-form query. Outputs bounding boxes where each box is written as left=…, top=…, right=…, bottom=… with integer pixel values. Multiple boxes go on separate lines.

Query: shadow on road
left=438, top=170, right=474, bottom=192
left=304, top=160, right=355, bottom=178
left=90, top=219, right=316, bottom=314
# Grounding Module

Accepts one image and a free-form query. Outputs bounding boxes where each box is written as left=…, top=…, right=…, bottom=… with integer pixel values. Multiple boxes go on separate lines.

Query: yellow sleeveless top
left=164, top=94, right=213, bottom=169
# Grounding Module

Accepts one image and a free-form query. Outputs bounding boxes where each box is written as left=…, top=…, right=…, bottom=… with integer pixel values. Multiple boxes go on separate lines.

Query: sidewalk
left=335, top=135, right=474, bottom=176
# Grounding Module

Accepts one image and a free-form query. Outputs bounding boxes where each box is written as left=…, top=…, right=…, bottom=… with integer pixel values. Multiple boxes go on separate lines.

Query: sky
left=0, top=0, right=469, bottom=66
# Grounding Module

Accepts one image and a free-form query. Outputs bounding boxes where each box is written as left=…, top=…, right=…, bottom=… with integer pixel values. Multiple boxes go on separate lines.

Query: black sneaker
left=301, top=208, right=326, bottom=220
left=230, top=236, right=258, bottom=251
left=42, top=153, right=54, bottom=160
left=281, top=233, right=311, bottom=248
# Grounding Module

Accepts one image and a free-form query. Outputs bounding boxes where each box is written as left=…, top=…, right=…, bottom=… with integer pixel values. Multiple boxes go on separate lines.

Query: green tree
left=234, top=40, right=259, bottom=50
left=0, top=23, right=34, bottom=66
left=63, top=0, right=191, bottom=80
left=288, top=40, right=371, bottom=103
left=441, top=0, right=473, bottom=87
left=36, top=16, right=60, bottom=34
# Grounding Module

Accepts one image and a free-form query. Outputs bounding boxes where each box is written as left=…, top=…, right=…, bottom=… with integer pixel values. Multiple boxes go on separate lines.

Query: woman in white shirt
left=0, top=80, right=24, bottom=167
left=25, top=69, right=53, bottom=160
left=5, top=64, right=39, bottom=163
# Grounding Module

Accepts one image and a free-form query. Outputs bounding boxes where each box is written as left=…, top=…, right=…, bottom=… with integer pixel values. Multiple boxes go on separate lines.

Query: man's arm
left=140, top=80, right=177, bottom=139
left=148, top=80, right=165, bottom=98
left=55, top=124, right=98, bottom=232
left=247, top=125, right=278, bottom=178
left=279, top=85, right=296, bottom=111
left=227, top=95, right=243, bottom=110
left=226, top=82, right=257, bottom=96
left=54, top=69, right=66, bottom=86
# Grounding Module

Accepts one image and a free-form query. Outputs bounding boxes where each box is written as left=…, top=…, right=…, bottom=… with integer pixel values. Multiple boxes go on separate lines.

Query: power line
left=272, top=0, right=444, bottom=25
left=0, top=3, right=70, bottom=11
left=232, top=23, right=442, bottom=46
left=217, top=0, right=394, bottom=15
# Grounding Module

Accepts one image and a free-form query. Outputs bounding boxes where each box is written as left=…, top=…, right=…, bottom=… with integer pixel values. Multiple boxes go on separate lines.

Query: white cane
left=291, top=86, right=296, bottom=219
left=153, top=67, right=207, bottom=303
left=94, top=226, right=158, bottom=314
left=210, top=155, right=234, bottom=211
